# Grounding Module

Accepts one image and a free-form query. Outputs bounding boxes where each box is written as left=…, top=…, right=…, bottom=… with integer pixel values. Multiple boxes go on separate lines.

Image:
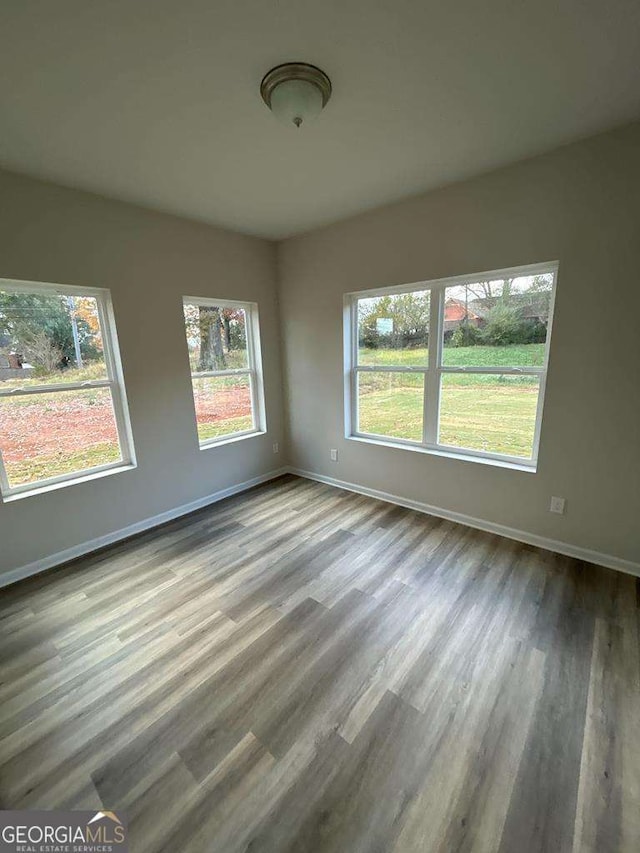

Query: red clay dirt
left=0, top=386, right=251, bottom=464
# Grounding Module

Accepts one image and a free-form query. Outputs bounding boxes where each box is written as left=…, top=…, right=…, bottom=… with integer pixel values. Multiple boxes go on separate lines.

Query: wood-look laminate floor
left=0, top=474, right=638, bottom=852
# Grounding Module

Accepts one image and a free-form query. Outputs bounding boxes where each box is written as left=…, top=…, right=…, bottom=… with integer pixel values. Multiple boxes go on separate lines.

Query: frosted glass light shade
left=260, top=63, right=332, bottom=129
left=269, top=79, right=323, bottom=128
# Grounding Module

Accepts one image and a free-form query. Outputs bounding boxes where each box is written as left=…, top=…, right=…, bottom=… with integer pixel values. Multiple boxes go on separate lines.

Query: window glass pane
left=441, top=274, right=553, bottom=367
left=357, top=290, right=430, bottom=367
left=184, top=303, right=248, bottom=371
left=192, top=375, right=253, bottom=442
left=357, top=371, right=424, bottom=442
left=439, top=374, right=540, bottom=458
left=0, top=290, right=107, bottom=387
left=0, top=387, right=122, bottom=488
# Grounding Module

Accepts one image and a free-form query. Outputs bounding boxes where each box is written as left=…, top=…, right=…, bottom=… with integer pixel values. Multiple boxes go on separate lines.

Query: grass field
left=359, top=343, right=545, bottom=368
left=4, top=441, right=121, bottom=486
left=358, top=344, right=543, bottom=458
left=197, top=415, right=254, bottom=442
left=1, top=343, right=543, bottom=486
left=0, top=360, right=108, bottom=389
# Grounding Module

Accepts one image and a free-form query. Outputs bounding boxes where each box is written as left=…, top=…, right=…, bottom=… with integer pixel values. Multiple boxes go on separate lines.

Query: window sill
left=199, top=429, right=266, bottom=451
left=347, top=434, right=537, bottom=473
left=2, top=462, right=137, bottom=503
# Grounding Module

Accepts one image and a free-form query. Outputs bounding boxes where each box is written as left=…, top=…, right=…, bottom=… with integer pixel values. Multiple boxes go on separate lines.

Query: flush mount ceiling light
left=260, top=62, right=332, bottom=128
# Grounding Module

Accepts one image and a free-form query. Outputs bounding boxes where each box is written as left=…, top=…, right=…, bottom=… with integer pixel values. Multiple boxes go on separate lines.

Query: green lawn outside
left=358, top=343, right=545, bottom=368
left=2, top=344, right=543, bottom=484
left=197, top=415, right=254, bottom=442
left=5, top=441, right=121, bottom=487
left=439, top=381, right=539, bottom=456
left=357, top=344, right=542, bottom=458
left=358, top=382, right=423, bottom=442
left=1, top=387, right=110, bottom=409
left=0, top=360, right=107, bottom=390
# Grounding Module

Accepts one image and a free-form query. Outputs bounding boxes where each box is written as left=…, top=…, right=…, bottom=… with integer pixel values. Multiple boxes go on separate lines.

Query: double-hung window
left=182, top=297, right=265, bottom=447
left=0, top=278, right=135, bottom=497
left=345, top=261, right=557, bottom=469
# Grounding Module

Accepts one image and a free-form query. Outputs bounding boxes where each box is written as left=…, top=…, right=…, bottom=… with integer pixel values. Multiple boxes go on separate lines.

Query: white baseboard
left=1, top=467, right=288, bottom=590
left=288, top=467, right=640, bottom=578
left=4, top=465, right=638, bottom=589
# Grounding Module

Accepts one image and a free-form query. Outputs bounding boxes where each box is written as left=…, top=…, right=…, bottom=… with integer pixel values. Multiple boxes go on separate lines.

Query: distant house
left=443, top=298, right=482, bottom=333
left=443, top=293, right=550, bottom=336
left=467, top=293, right=550, bottom=323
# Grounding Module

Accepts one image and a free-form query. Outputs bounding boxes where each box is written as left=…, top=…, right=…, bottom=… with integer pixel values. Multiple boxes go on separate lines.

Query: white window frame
left=0, top=277, right=136, bottom=499
left=344, top=261, right=558, bottom=471
left=182, top=296, right=266, bottom=448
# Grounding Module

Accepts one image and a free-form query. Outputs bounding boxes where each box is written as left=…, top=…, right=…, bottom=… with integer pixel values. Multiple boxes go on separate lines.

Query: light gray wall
left=278, top=122, right=640, bottom=564
left=2, top=122, right=639, bottom=578
left=0, top=170, right=284, bottom=577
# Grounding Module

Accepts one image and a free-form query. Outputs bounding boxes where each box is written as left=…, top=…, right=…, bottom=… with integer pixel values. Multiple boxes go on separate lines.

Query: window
left=0, top=279, right=135, bottom=497
left=182, top=297, right=265, bottom=446
left=345, top=262, right=558, bottom=468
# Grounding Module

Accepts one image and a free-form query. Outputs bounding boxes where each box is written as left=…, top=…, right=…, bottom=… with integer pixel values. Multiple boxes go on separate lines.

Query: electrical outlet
left=549, top=496, right=566, bottom=515
left=330, top=449, right=338, bottom=462
left=272, top=442, right=279, bottom=454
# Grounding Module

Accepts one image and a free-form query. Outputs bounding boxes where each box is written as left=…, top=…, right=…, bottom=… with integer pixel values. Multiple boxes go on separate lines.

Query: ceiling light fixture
left=260, top=62, right=332, bottom=129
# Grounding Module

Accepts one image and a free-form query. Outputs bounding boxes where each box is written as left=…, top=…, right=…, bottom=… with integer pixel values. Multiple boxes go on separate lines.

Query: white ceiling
left=2, top=0, right=639, bottom=239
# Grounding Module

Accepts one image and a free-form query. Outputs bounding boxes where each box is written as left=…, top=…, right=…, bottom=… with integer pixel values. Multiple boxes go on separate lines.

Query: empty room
left=0, top=1, right=639, bottom=851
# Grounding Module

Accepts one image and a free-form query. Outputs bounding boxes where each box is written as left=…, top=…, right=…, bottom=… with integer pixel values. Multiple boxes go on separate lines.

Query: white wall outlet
left=272, top=442, right=279, bottom=454
left=330, top=449, right=338, bottom=462
left=550, top=496, right=566, bottom=514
